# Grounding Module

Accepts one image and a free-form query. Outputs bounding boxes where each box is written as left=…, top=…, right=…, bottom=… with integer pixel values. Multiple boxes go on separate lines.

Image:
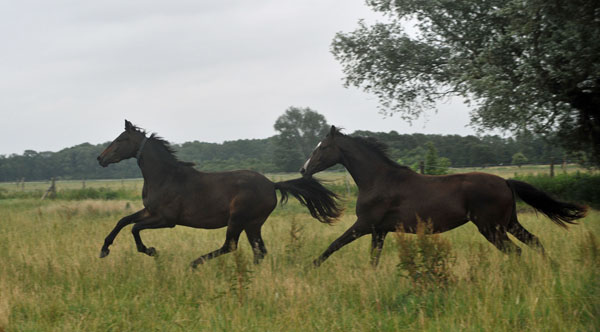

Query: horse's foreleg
left=370, top=230, right=388, bottom=267
left=130, top=216, right=175, bottom=256
left=100, top=209, right=147, bottom=258
left=313, top=220, right=370, bottom=267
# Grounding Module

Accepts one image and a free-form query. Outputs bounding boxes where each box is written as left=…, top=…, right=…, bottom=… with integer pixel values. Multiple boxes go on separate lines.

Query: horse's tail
left=506, top=179, right=587, bottom=228
left=274, top=177, right=343, bottom=224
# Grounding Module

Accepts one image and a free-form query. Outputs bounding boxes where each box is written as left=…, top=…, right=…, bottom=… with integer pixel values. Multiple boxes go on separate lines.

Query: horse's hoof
left=99, top=249, right=110, bottom=258
left=190, top=259, right=204, bottom=269
left=147, top=247, right=157, bottom=256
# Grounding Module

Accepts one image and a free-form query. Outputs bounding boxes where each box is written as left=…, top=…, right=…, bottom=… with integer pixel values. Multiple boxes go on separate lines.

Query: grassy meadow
left=0, top=167, right=598, bottom=331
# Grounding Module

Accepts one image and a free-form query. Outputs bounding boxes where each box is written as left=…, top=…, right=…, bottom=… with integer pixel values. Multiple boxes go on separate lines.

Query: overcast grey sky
left=0, top=0, right=475, bottom=156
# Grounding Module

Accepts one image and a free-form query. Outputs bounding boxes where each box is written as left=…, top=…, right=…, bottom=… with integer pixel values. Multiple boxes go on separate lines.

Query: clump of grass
left=0, top=187, right=140, bottom=201
left=284, top=215, right=304, bottom=264
left=40, top=200, right=141, bottom=219
left=0, top=281, right=9, bottom=332
left=395, top=218, right=455, bottom=291
left=577, top=231, right=599, bottom=267
left=465, top=243, right=492, bottom=282
left=226, top=248, right=253, bottom=305
left=57, top=187, right=139, bottom=201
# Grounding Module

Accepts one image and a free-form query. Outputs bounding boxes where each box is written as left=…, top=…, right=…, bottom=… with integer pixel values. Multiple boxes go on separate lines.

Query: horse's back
left=458, top=172, right=512, bottom=202
left=162, top=168, right=277, bottom=228
left=211, top=169, right=278, bottom=209
left=374, top=171, right=512, bottom=233
left=426, top=171, right=513, bottom=213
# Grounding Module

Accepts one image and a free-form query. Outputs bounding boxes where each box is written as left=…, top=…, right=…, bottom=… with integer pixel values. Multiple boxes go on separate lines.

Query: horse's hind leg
left=245, top=221, right=268, bottom=264
left=370, top=230, right=388, bottom=267
left=100, top=209, right=147, bottom=258
left=507, top=218, right=546, bottom=256
left=477, top=224, right=522, bottom=255
left=190, top=221, right=244, bottom=268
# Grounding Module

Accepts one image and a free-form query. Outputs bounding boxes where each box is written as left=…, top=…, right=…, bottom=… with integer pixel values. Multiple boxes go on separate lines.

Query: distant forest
left=0, top=131, right=566, bottom=182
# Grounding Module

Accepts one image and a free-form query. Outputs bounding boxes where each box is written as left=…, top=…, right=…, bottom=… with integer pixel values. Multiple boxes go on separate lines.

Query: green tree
left=273, top=107, right=329, bottom=172
left=424, top=142, right=450, bottom=175
left=512, top=152, right=528, bottom=168
left=332, top=0, right=600, bottom=165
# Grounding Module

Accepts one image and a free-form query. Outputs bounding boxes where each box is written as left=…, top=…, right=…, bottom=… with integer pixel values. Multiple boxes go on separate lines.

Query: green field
left=0, top=167, right=598, bottom=331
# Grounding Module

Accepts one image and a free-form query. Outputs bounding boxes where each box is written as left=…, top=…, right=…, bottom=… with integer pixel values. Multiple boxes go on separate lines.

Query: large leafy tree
left=273, top=107, right=330, bottom=172
left=332, top=0, right=600, bottom=164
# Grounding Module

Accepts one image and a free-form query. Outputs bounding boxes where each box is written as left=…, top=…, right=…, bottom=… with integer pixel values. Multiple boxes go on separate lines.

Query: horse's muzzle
left=300, top=167, right=312, bottom=178
left=97, top=156, right=108, bottom=167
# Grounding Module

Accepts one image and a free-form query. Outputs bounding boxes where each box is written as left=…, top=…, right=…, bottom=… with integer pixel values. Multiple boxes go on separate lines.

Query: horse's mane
left=336, top=130, right=411, bottom=171
left=149, top=134, right=196, bottom=167
left=130, top=124, right=195, bottom=167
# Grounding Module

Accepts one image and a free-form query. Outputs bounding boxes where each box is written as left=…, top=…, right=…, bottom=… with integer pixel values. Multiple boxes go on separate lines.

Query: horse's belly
left=384, top=200, right=468, bottom=233
left=178, top=213, right=229, bottom=229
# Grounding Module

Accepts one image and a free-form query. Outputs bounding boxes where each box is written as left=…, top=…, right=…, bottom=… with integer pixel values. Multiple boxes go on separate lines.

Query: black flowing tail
left=507, top=179, right=587, bottom=228
left=274, top=177, right=343, bottom=224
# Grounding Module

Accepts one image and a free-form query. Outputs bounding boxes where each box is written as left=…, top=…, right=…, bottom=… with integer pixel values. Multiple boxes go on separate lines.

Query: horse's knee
left=225, top=241, right=238, bottom=252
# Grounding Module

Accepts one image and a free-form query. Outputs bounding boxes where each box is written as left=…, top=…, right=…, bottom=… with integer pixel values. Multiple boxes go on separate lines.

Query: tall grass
left=0, top=198, right=598, bottom=331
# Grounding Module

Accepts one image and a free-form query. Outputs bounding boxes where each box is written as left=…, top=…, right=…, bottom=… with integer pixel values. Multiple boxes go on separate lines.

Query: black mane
left=130, top=124, right=195, bottom=167
left=149, top=134, right=196, bottom=167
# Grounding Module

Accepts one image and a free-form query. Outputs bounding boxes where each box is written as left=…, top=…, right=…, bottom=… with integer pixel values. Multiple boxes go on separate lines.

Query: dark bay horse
left=97, top=120, right=341, bottom=267
left=300, top=126, right=587, bottom=266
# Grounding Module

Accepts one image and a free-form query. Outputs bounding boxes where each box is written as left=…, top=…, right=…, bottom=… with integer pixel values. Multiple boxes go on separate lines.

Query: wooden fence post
left=41, top=177, right=56, bottom=200
left=550, top=161, right=554, bottom=177
left=419, top=161, right=425, bottom=174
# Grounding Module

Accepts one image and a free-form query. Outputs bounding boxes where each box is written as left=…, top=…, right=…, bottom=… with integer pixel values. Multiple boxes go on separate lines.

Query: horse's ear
left=125, top=120, right=133, bottom=131
left=329, top=125, right=337, bottom=136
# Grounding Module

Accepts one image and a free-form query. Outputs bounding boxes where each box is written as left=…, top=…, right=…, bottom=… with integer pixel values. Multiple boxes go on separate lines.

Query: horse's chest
left=142, top=186, right=181, bottom=218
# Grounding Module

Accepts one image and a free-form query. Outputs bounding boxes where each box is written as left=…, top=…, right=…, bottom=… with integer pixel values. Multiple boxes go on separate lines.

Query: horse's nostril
left=300, top=168, right=305, bottom=174
left=97, top=156, right=101, bottom=161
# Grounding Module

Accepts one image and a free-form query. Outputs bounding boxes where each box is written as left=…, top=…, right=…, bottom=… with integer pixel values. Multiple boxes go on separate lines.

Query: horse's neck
left=339, top=141, right=397, bottom=190
left=137, top=143, right=178, bottom=183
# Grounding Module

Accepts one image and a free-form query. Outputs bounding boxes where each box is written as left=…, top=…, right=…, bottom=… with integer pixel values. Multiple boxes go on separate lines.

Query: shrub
left=395, top=218, right=455, bottom=291
left=512, top=173, right=600, bottom=209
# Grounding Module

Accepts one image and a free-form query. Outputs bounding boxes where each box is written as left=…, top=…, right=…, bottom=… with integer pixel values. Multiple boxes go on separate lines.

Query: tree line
left=0, top=124, right=568, bottom=182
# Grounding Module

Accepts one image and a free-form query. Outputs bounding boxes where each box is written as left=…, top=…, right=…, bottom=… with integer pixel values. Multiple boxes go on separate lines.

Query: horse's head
left=97, top=120, right=147, bottom=167
left=300, top=125, right=344, bottom=177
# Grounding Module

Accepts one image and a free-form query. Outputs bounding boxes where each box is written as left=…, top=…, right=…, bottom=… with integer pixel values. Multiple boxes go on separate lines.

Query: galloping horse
left=301, top=126, right=587, bottom=266
left=97, top=120, right=341, bottom=267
